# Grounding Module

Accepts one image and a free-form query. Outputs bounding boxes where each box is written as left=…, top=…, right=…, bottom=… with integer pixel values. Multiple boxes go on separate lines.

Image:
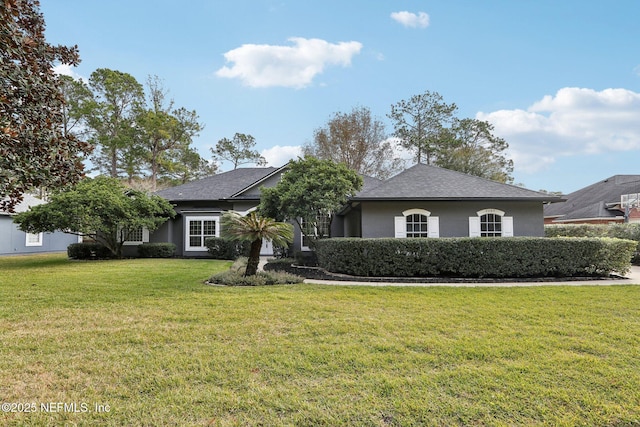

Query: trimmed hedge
left=67, top=243, right=112, bottom=260
left=137, top=243, right=176, bottom=258
left=204, top=237, right=251, bottom=260
left=546, top=223, right=640, bottom=264
left=314, top=237, right=636, bottom=278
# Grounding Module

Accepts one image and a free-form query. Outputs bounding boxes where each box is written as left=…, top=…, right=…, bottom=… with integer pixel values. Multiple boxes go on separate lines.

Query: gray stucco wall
left=359, top=201, right=545, bottom=238
left=1, top=216, right=78, bottom=255
left=152, top=201, right=264, bottom=257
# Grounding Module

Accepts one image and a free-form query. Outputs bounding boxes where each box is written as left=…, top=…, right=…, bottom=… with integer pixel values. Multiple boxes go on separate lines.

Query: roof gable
left=156, top=167, right=277, bottom=202
left=354, top=163, right=557, bottom=201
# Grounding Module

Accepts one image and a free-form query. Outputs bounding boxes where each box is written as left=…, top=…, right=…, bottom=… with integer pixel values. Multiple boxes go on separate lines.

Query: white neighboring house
left=0, top=194, right=78, bottom=255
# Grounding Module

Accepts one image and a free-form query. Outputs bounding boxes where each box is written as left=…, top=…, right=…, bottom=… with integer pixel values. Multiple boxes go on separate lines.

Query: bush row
left=545, top=223, right=640, bottom=264
left=68, top=242, right=176, bottom=259
left=314, top=237, right=636, bottom=278
left=67, top=243, right=113, bottom=259
left=137, top=243, right=176, bottom=258
left=204, top=237, right=251, bottom=260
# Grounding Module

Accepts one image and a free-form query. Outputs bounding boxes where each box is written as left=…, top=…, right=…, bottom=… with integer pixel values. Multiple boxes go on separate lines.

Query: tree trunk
left=244, top=238, right=262, bottom=276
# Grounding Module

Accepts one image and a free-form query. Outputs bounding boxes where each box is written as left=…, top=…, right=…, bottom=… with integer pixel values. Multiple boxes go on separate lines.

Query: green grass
left=1, top=253, right=640, bottom=426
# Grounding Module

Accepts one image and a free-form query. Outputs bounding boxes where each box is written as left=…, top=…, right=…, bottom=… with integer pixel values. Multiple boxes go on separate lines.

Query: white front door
left=260, top=239, right=273, bottom=256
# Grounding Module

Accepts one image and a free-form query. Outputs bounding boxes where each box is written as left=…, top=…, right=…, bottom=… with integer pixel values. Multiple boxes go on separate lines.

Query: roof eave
left=351, top=196, right=561, bottom=202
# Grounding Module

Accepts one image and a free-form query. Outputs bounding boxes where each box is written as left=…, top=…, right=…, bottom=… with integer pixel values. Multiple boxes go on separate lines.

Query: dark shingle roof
left=156, top=167, right=277, bottom=202
left=544, top=175, right=640, bottom=220
left=354, top=163, right=558, bottom=201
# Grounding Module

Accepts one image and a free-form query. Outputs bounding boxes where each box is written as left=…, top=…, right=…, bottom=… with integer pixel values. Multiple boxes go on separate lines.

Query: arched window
left=469, top=209, right=513, bottom=237
left=394, top=209, right=439, bottom=238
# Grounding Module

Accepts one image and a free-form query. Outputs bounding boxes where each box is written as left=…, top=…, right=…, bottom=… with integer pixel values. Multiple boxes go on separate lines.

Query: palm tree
left=221, top=211, right=293, bottom=276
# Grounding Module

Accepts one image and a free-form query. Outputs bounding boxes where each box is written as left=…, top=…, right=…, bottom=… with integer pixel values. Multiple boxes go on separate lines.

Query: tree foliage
left=0, top=0, right=91, bottom=211
left=303, top=106, right=404, bottom=180
left=65, top=70, right=209, bottom=186
left=221, top=211, right=293, bottom=276
left=388, top=90, right=457, bottom=165
left=59, top=74, right=93, bottom=141
left=13, top=176, right=175, bottom=258
left=86, top=68, right=144, bottom=178
left=438, top=118, right=514, bottom=183
left=137, top=76, right=203, bottom=190
left=211, top=133, right=266, bottom=170
left=259, top=157, right=363, bottom=243
left=388, top=90, right=514, bottom=183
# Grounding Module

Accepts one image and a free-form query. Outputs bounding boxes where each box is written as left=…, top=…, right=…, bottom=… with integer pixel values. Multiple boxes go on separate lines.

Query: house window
left=394, top=209, right=439, bottom=238
left=469, top=209, right=513, bottom=237
left=406, top=213, right=429, bottom=238
left=121, top=226, right=150, bottom=246
left=25, top=232, right=43, bottom=247
left=185, top=216, right=219, bottom=251
left=300, top=214, right=330, bottom=251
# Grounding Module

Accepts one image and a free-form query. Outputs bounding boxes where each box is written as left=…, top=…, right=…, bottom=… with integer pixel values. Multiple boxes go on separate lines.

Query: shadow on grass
left=0, top=253, right=73, bottom=270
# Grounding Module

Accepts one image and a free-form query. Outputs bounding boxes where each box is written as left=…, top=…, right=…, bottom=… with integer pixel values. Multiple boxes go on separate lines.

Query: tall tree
left=0, top=0, right=91, bottom=211
left=437, top=118, right=514, bottom=183
left=13, top=176, right=175, bottom=258
left=137, top=76, right=203, bottom=190
left=303, top=106, right=405, bottom=179
left=86, top=68, right=144, bottom=178
left=260, top=157, right=362, bottom=244
left=211, top=133, right=266, bottom=170
left=221, top=211, right=293, bottom=276
left=160, top=145, right=218, bottom=186
left=59, top=75, right=93, bottom=141
left=388, top=90, right=457, bottom=165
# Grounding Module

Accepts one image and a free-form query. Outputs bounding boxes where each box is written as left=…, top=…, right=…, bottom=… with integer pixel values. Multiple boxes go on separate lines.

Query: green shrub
left=137, top=243, right=176, bottom=258
left=264, top=258, right=296, bottom=273
left=204, top=237, right=251, bottom=260
left=67, top=243, right=112, bottom=260
left=546, top=223, right=640, bottom=264
left=314, top=237, right=637, bottom=278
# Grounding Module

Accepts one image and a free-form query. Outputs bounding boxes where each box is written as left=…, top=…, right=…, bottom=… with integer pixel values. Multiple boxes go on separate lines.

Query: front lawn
left=1, top=253, right=640, bottom=426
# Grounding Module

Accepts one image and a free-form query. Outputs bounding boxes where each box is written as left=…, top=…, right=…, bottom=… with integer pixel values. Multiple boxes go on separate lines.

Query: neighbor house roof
left=156, top=167, right=279, bottom=202
left=353, top=163, right=560, bottom=201
left=0, top=194, right=45, bottom=216
left=544, top=175, right=640, bottom=222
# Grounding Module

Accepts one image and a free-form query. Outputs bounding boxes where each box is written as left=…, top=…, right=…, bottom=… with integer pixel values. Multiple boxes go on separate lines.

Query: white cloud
left=261, top=145, right=303, bottom=167
left=390, top=11, right=430, bottom=28
left=477, top=87, right=640, bottom=173
left=215, top=37, right=363, bottom=88
left=53, top=63, right=86, bottom=82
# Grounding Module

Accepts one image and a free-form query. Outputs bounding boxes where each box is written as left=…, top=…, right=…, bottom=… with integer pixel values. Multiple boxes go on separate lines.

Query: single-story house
left=152, top=163, right=562, bottom=257
left=1, top=194, right=79, bottom=256
left=544, top=175, right=640, bottom=224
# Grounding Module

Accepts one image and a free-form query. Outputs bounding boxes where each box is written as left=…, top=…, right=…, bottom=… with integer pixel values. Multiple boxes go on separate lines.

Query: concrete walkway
left=302, top=266, right=640, bottom=287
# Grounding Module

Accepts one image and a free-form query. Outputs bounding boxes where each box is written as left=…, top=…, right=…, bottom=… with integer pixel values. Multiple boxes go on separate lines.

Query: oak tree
left=303, top=106, right=404, bottom=179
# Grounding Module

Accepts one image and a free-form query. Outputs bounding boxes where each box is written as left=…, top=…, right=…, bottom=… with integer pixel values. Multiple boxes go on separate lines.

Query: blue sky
left=40, top=1, right=640, bottom=194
